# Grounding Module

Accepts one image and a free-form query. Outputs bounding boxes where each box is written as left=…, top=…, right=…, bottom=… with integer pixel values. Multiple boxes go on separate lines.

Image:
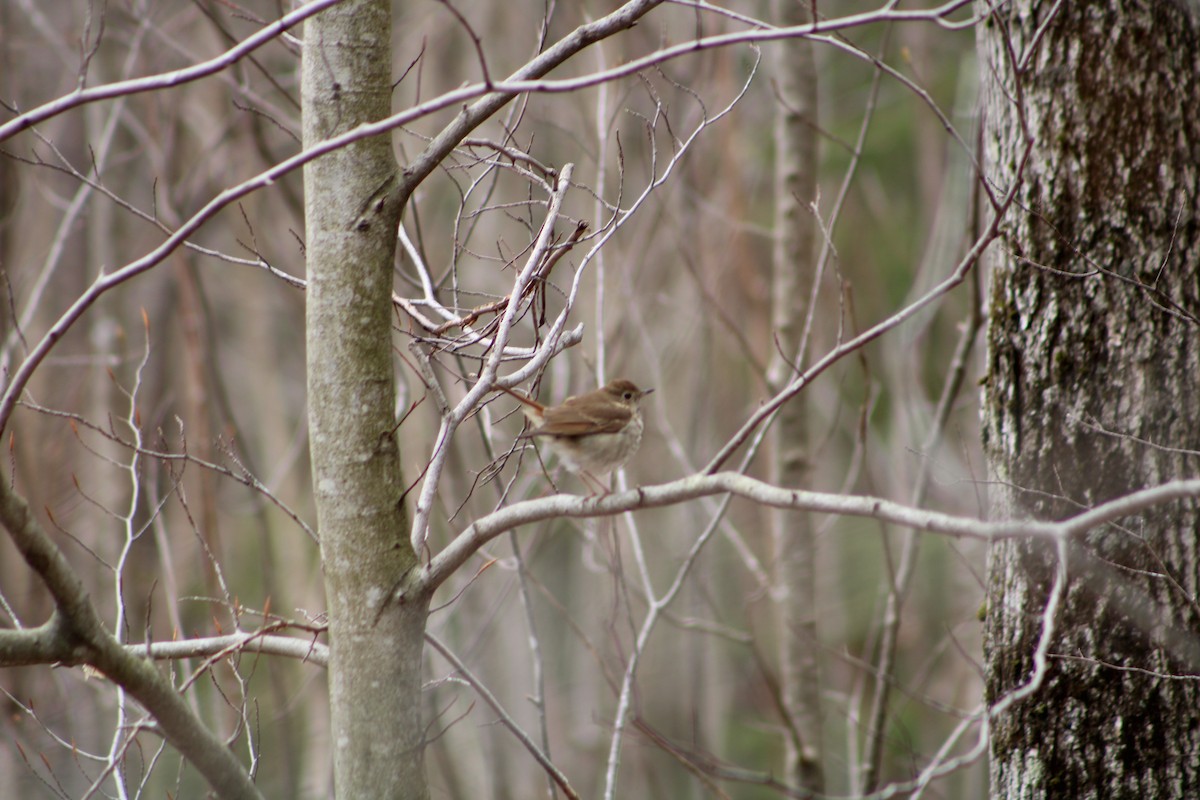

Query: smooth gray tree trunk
left=979, top=2, right=1200, bottom=797
left=302, top=3, right=429, bottom=798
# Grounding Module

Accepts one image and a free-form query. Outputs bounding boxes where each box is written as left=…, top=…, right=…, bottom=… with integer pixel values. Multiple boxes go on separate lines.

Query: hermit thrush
left=497, top=378, right=652, bottom=492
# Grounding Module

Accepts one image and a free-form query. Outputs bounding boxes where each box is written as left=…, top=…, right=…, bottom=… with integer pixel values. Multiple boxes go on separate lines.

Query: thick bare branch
left=0, top=479, right=263, bottom=800
left=419, top=473, right=1200, bottom=593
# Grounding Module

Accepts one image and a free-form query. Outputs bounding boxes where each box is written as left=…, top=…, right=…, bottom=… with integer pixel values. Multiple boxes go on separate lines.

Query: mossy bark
left=979, top=2, right=1200, bottom=797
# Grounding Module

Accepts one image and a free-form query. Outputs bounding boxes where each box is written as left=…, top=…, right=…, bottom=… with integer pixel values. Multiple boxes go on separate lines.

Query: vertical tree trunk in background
left=979, top=2, right=1200, bottom=797
left=303, top=3, right=429, bottom=798
left=768, top=1, right=823, bottom=792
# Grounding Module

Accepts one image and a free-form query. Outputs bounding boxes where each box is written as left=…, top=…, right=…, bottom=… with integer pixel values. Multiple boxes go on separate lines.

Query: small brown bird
left=497, top=378, right=652, bottom=493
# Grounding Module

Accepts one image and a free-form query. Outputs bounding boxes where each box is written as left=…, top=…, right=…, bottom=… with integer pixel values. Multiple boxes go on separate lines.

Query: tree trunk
left=302, top=3, right=429, bottom=798
left=979, top=2, right=1200, bottom=797
left=769, top=1, right=823, bottom=792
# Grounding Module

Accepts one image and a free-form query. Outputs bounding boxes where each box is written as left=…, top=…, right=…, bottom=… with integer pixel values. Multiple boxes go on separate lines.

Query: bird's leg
left=579, top=470, right=613, bottom=497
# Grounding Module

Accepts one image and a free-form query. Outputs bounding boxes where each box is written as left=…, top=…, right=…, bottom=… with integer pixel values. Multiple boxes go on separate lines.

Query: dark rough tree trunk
left=979, top=2, right=1200, bottom=798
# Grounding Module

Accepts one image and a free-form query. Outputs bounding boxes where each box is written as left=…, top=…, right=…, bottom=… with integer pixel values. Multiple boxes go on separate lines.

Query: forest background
left=2, top=1, right=1197, bottom=799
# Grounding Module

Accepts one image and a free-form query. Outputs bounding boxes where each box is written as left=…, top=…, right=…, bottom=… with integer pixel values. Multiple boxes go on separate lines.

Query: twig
left=425, top=633, right=580, bottom=800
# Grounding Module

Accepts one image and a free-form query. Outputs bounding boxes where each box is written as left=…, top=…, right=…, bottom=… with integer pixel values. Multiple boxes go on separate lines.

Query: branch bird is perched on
left=497, top=379, right=652, bottom=494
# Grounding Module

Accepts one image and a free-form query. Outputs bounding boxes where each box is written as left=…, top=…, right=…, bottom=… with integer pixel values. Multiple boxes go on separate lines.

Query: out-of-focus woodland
left=0, top=1, right=1024, bottom=797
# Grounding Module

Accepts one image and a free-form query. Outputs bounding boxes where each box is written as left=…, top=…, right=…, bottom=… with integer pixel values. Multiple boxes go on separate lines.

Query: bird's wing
left=530, top=403, right=629, bottom=436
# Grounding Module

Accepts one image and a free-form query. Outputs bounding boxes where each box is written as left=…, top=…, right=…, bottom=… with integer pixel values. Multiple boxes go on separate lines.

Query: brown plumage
left=496, top=379, right=652, bottom=491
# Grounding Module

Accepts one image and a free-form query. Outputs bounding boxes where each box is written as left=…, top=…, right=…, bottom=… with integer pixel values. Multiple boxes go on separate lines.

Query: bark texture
left=979, top=2, right=1200, bottom=798
left=302, top=3, right=428, bottom=798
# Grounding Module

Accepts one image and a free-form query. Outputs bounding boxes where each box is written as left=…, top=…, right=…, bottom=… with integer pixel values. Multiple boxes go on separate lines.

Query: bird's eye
left=624, top=391, right=634, bottom=400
